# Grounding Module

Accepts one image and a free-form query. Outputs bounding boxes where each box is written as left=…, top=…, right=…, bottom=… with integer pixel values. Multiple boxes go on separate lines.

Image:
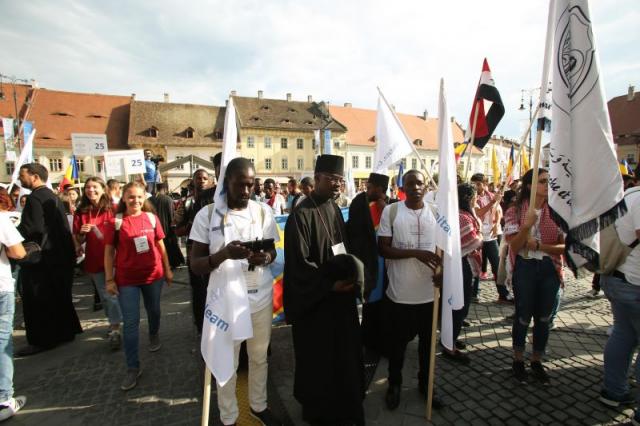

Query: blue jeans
left=118, top=279, right=164, bottom=369
left=511, top=256, right=560, bottom=355
left=90, top=272, right=123, bottom=326
left=601, top=276, right=640, bottom=407
left=0, top=292, right=15, bottom=402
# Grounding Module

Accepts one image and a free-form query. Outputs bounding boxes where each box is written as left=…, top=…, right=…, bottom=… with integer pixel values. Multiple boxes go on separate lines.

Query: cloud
left=0, top=0, right=637, bottom=138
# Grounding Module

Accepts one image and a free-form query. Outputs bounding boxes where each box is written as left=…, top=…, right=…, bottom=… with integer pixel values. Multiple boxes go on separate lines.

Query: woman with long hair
left=73, top=177, right=123, bottom=350
left=442, top=183, right=482, bottom=364
left=104, top=182, right=172, bottom=391
left=504, top=168, right=564, bottom=385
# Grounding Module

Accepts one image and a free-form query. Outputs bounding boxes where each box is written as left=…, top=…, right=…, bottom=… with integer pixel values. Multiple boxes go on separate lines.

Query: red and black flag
left=466, top=58, right=505, bottom=150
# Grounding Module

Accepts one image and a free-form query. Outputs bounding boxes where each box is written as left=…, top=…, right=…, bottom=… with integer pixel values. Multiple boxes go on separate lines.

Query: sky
left=1, top=0, right=638, bottom=140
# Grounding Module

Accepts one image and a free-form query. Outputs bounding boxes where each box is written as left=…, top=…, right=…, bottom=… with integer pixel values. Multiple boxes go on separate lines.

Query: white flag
left=10, top=128, right=36, bottom=188
left=345, top=168, right=357, bottom=199
left=434, top=79, right=464, bottom=351
left=373, top=90, right=413, bottom=173
left=548, top=0, right=624, bottom=268
left=200, top=96, right=253, bottom=386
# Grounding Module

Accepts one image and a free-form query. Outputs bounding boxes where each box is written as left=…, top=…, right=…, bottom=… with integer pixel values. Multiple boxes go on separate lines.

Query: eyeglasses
left=320, top=173, right=344, bottom=183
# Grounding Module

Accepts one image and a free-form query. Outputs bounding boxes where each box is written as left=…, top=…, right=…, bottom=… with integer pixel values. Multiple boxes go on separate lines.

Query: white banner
left=71, top=133, right=108, bottom=156
left=373, top=90, right=413, bottom=173
left=2, top=118, right=16, bottom=155
left=435, top=79, right=464, bottom=351
left=104, top=149, right=145, bottom=177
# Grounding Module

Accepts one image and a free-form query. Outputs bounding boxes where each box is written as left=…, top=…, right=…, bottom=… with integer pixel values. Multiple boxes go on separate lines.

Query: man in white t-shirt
left=0, top=212, right=27, bottom=421
left=377, top=169, right=443, bottom=411
left=264, top=178, right=285, bottom=215
left=188, top=158, right=282, bottom=426
left=599, top=185, right=640, bottom=420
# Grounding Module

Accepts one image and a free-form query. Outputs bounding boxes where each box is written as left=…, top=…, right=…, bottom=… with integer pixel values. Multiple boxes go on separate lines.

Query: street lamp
left=519, top=88, right=539, bottom=157
left=0, top=73, right=32, bottom=148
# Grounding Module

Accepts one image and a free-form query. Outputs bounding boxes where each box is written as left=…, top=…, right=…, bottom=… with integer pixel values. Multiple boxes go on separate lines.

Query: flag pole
left=376, top=87, right=438, bottom=191
left=464, top=100, right=481, bottom=181
left=201, top=366, right=212, bottom=426
left=426, top=255, right=443, bottom=421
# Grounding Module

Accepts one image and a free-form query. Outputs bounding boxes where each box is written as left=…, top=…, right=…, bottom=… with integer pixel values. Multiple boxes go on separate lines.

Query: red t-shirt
left=73, top=207, right=114, bottom=274
left=104, top=213, right=166, bottom=286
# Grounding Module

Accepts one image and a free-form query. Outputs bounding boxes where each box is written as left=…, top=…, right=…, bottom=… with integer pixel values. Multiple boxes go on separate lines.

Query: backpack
left=114, top=212, right=156, bottom=247
left=593, top=187, right=640, bottom=275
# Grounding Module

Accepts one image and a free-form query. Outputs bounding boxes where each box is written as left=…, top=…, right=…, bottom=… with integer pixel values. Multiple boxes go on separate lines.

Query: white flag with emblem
left=373, top=89, right=413, bottom=173
left=435, top=79, right=464, bottom=351
left=548, top=0, right=624, bottom=268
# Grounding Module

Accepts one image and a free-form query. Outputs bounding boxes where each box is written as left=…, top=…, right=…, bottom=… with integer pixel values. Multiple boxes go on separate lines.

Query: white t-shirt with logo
left=617, top=187, right=640, bottom=286
left=189, top=200, right=280, bottom=312
left=378, top=201, right=436, bottom=304
left=0, top=212, right=24, bottom=292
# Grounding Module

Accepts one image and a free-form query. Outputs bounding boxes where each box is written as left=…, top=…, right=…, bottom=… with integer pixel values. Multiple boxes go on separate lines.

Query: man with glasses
left=284, top=154, right=365, bottom=426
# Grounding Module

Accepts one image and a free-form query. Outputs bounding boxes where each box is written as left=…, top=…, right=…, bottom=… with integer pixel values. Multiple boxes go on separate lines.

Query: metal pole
left=528, top=95, right=533, bottom=157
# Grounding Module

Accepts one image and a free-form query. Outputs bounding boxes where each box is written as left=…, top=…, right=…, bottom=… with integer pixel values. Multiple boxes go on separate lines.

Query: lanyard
left=88, top=207, right=102, bottom=225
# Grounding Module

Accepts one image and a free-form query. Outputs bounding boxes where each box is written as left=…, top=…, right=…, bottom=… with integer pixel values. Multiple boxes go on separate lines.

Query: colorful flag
left=465, top=59, right=505, bottom=150
left=505, top=144, right=515, bottom=185
left=435, top=79, right=464, bottom=351
left=454, top=142, right=468, bottom=163
left=619, top=160, right=629, bottom=175
left=59, top=155, right=80, bottom=189
left=491, top=146, right=501, bottom=184
left=373, top=89, right=414, bottom=173
left=396, top=161, right=406, bottom=201
left=548, top=0, right=624, bottom=269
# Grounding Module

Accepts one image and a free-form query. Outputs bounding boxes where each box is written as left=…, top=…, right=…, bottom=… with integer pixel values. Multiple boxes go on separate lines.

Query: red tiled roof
left=0, top=83, right=32, bottom=122
left=608, top=91, right=640, bottom=146
left=329, top=105, right=467, bottom=151
left=26, top=88, right=131, bottom=149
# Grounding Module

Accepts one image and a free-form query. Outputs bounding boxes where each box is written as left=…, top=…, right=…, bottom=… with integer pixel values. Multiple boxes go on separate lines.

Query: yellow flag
left=491, top=146, right=500, bottom=184
left=520, top=144, right=531, bottom=174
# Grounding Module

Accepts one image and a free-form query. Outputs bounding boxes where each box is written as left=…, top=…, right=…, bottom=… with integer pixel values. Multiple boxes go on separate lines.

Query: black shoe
left=512, top=360, right=527, bottom=384
left=385, top=384, right=401, bottom=410
left=250, top=407, right=283, bottom=426
left=530, top=361, right=550, bottom=385
left=599, top=389, right=636, bottom=408
left=442, top=349, right=471, bottom=365
left=462, top=320, right=471, bottom=327
left=455, top=340, right=467, bottom=350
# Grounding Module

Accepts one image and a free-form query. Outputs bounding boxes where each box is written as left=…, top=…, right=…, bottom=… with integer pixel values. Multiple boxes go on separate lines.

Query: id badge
left=242, top=262, right=260, bottom=294
left=92, top=226, right=104, bottom=240
left=134, top=236, right=150, bottom=254
left=332, top=242, right=347, bottom=256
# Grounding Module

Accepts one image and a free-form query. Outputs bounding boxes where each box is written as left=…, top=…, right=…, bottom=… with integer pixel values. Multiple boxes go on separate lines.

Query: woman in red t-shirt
left=73, top=177, right=123, bottom=350
left=104, top=182, right=173, bottom=391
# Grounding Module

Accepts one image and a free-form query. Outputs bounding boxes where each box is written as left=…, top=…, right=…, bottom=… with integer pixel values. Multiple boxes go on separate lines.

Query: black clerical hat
left=315, top=155, right=344, bottom=176
left=368, top=173, right=389, bottom=189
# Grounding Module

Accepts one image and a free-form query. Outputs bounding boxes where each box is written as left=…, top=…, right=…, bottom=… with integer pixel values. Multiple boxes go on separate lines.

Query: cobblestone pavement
left=9, top=269, right=638, bottom=425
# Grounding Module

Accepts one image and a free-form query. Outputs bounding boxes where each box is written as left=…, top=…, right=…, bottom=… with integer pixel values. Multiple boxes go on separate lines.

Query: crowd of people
left=0, top=154, right=637, bottom=426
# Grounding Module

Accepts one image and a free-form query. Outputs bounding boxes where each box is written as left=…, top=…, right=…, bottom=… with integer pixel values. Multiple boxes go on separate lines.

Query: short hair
left=300, top=177, right=314, bottom=187
left=156, top=182, right=168, bottom=191
left=470, top=173, right=485, bottom=183
left=106, top=179, right=120, bottom=190
left=224, top=157, right=255, bottom=182
left=263, top=178, right=276, bottom=187
left=402, top=169, right=424, bottom=183
left=193, top=169, right=209, bottom=179
left=288, top=178, right=298, bottom=186
left=20, top=163, right=48, bottom=182
left=212, top=153, right=222, bottom=168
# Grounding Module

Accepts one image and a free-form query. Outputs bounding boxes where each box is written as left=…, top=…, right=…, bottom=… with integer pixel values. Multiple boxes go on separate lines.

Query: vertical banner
left=314, top=129, right=321, bottom=156
left=323, top=129, right=332, bottom=155
left=2, top=118, right=16, bottom=156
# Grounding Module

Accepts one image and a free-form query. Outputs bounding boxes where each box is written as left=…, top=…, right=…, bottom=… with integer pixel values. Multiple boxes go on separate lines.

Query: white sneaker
left=0, top=396, right=27, bottom=421
left=588, top=289, right=600, bottom=298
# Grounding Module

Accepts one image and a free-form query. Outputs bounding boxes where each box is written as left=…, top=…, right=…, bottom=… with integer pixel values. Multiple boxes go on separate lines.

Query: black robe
left=18, top=186, right=82, bottom=348
left=150, top=193, right=184, bottom=268
left=347, top=192, right=388, bottom=355
left=283, top=194, right=365, bottom=425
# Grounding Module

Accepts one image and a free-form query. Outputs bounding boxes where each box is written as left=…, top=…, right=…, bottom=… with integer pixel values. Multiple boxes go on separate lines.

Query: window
left=412, top=158, right=417, bottom=169
left=281, top=157, right=288, bottom=170
left=312, top=139, right=317, bottom=150
left=333, top=139, right=340, bottom=149
left=265, top=158, right=272, bottom=170
left=213, top=130, right=223, bottom=139
left=352, top=156, right=359, bottom=168
left=297, top=158, right=304, bottom=170
left=281, top=138, right=288, bottom=149
left=264, top=137, right=272, bottom=148
left=49, top=158, right=63, bottom=172
left=148, top=127, right=158, bottom=138
left=175, top=155, right=184, bottom=170
left=249, top=158, right=254, bottom=165
left=247, top=136, right=255, bottom=148
left=401, top=158, right=407, bottom=168
left=97, top=159, right=104, bottom=173
left=365, top=156, right=372, bottom=169
left=77, top=159, right=85, bottom=172
left=185, top=128, right=194, bottom=138
left=296, top=138, right=304, bottom=150
left=5, top=161, right=15, bottom=176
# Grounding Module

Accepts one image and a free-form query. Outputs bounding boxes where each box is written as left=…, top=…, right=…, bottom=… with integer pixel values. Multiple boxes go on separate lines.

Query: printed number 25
left=94, top=142, right=105, bottom=150
left=131, top=159, right=142, bottom=167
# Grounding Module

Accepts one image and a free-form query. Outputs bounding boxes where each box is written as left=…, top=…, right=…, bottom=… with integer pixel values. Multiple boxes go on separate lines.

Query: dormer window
left=148, top=126, right=158, bottom=138
left=288, top=108, right=296, bottom=113
left=52, top=111, right=73, bottom=117
left=87, top=113, right=106, bottom=119
left=185, top=127, right=194, bottom=138
left=261, top=105, right=270, bottom=111
left=282, top=119, right=291, bottom=124
left=213, top=129, right=223, bottom=139
left=414, top=139, right=423, bottom=146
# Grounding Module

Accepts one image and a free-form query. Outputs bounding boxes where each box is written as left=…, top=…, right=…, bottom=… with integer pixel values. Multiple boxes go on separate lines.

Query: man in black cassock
left=347, top=172, right=389, bottom=356
left=150, top=182, right=184, bottom=268
left=17, top=163, right=82, bottom=356
left=284, top=155, right=365, bottom=426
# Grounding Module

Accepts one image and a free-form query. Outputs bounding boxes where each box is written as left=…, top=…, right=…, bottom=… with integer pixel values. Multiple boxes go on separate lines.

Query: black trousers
left=384, top=297, right=433, bottom=386
left=188, top=267, right=209, bottom=334
left=452, top=257, right=473, bottom=342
